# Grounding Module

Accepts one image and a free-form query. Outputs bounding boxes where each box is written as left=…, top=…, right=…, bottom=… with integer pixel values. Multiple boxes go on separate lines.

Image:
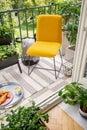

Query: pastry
left=0, top=93, right=7, bottom=105
left=0, top=90, right=11, bottom=105
left=0, top=90, right=8, bottom=96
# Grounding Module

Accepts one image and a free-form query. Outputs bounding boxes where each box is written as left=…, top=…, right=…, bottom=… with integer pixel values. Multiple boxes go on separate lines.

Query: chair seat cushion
left=26, top=41, right=61, bottom=57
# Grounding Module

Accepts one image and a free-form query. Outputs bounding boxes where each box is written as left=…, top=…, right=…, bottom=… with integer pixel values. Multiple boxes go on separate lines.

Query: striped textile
left=0, top=56, right=71, bottom=113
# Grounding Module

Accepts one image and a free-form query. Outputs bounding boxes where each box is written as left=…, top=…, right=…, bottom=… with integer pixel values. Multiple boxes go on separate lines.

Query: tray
left=0, top=82, right=24, bottom=109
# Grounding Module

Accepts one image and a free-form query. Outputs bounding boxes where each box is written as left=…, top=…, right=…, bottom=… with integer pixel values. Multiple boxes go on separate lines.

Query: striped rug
left=0, top=56, right=71, bottom=111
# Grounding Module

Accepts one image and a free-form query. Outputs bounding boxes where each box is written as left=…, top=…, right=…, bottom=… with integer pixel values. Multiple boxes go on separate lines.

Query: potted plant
left=58, top=0, right=81, bottom=45
left=0, top=45, right=19, bottom=70
left=0, top=25, right=14, bottom=45
left=58, top=82, right=87, bottom=118
left=58, top=1, right=81, bottom=57
left=0, top=102, right=49, bottom=130
left=63, top=63, right=73, bottom=77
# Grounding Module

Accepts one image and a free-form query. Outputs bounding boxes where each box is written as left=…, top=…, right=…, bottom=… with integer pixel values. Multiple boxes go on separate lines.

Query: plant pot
left=0, top=37, right=12, bottom=45
left=79, top=106, right=87, bottom=118
left=0, top=53, right=18, bottom=70
left=39, top=119, right=50, bottom=130
left=65, top=45, right=75, bottom=61
left=64, top=65, right=72, bottom=76
left=61, top=31, right=69, bottom=56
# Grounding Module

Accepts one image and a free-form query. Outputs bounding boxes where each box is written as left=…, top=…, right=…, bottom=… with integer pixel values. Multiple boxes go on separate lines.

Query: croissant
left=0, top=90, right=11, bottom=105
left=0, top=90, right=8, bottom=96
left=0, top=93, right=7, bottom=105
left=7, top=92, right=11, bottom=98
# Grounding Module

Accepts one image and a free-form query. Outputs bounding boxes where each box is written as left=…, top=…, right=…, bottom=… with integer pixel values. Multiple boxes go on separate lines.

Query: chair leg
left=57, top=50, right=63, bottom=77
left=17, top=61, right=22, bottom=73
left=53, top=58, right=57, bottom=79
left=28, top=56, right=36, bottom=75
left=53, top=50, right=63, bottom=79
left=27, top=50, right=63, bottom=79
left=59, top=50, right=63, bottom=66
left=28, top=56, right=31, bottom=75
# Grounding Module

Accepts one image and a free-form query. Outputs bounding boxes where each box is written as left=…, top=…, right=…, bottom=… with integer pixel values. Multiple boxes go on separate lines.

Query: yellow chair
left=26, top=14, right=63, bottom=79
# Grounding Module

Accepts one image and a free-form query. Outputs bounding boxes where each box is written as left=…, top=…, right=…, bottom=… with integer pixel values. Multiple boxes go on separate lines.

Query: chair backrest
left=36, top=14, right=62, bottom=43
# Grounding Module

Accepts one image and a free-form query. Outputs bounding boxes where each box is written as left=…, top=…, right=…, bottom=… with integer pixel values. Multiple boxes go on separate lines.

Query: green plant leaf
left=0, top=102, right=49, bottom=130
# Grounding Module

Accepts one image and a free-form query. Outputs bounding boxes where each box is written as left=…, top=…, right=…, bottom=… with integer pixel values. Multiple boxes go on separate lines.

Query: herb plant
left=0, top=45, right=16, bottom=60
left=0, top=25, right=13, bottom=39
left=58, top=82, right=87, bottom=113
left=0, top=102, right=49, bottom=130
left=58, top=0, right=81, bottom=45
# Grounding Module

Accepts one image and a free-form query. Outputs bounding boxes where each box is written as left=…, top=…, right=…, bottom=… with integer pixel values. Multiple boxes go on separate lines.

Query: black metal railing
left=0, top=4, right=59, bottom=44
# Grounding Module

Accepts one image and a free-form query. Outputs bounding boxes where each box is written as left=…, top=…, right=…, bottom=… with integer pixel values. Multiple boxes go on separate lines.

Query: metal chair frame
left=28, top=50, right=63, bottom=79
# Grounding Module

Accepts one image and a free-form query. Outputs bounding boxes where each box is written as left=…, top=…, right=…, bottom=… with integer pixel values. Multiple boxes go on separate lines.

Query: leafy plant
left=0, top=45, right=16, bottom=60
left=58, top=82, right=87, bottom=113
left=0, top=24, right=14, bottom=45
left=0, top=102, right=49, bottom=130
left=64, top=19, right=78, bottom=45
left=0, top=25, right=14, bottom=39
left=57, top=0, right=81, bottom=45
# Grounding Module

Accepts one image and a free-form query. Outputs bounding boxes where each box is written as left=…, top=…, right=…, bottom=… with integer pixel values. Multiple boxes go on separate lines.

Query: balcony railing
left=0, top=3, right=59, bottom=45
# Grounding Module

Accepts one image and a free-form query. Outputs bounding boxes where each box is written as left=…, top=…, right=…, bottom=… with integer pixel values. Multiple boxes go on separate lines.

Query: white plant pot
left=65, top=45, right=75, bottom=61
left=61, top=31, right=69, bottom=56
left=79, top=107, right=87, bottom=118
left=64, top=66, right=72, bottom=76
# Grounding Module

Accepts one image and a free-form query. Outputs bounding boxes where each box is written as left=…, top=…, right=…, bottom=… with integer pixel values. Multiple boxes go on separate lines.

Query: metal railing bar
left=44, top=7, right=46, bottom=14
left=8, top=12, right=15, bottom=45
left=24, top=10, right=29, bottom=37
left=0, top=4, right=57, bottom=13
left=17, top=11, right=22, bottom=42
left=31, top=10, right=34, bottom=37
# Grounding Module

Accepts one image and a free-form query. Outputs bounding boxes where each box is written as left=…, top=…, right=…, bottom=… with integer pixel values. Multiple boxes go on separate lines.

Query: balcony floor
left=0, top=56, right=71, bottom=112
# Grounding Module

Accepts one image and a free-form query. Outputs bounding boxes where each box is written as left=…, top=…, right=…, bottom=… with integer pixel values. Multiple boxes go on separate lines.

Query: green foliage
left=0, top=0, right=82, bottom=46
left=9, top=0, right=24, bottom=9
left=0, top=0, right=11, bottom=11
left=58, top=82, right=87, bottom=112
left=57, top=0, right=82, bottom=45
left=65, top=20, right=78, bottom=45
left=58, top=1, right=81, bottom=24
left=0, top=25, right=14, bottom=39
left=0, top=45, right=16, bottom=60
left=0, top=102, right=49, bottom=130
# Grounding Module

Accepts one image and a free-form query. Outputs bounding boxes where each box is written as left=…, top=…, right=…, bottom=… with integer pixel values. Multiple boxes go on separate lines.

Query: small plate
left=0, top=92, right=13, bottom=107
left=0, top=82, right=24, bottom=109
